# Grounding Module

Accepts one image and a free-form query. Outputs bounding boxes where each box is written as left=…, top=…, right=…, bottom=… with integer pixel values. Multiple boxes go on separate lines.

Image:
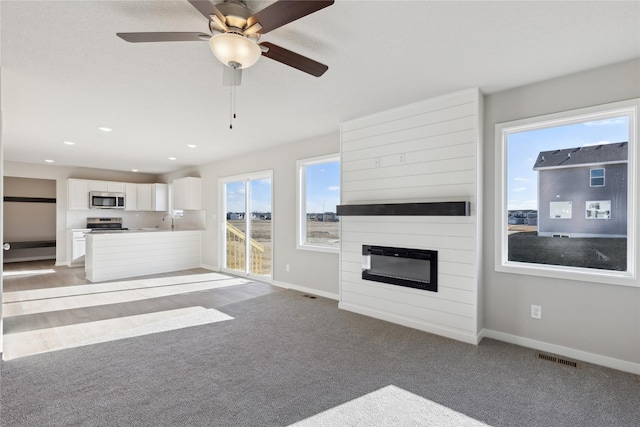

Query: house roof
left=533, top=142, right=628, bottom=170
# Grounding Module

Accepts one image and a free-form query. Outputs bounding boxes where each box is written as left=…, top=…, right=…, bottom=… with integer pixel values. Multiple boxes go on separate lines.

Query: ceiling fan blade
left=116, top=32, right=210, bottom=43
left=247, top=0, right=334, bottom=34
left=259, top=42, right=328, bottom=77
left=187, top=0, right=225, bottom=22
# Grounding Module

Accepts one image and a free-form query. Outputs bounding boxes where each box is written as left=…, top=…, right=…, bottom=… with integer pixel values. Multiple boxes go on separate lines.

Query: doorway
left=3, top=177, right=57, bottom=264
left=220, top=171, right=273, bottom=280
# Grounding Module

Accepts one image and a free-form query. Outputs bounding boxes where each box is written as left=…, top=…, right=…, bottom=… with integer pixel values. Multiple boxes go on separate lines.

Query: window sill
left=297, top=243, right=340, bottom=254
left=496, top=261, right=637, bottom=287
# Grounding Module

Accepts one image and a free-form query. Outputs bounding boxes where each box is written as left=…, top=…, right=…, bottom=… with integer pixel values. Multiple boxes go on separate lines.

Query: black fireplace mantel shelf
left=336, top=201, right=470, bottom=217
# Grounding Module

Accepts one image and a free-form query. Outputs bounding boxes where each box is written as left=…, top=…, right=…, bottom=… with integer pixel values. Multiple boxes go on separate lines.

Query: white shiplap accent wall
left=339, top=89, right=482, bottom=344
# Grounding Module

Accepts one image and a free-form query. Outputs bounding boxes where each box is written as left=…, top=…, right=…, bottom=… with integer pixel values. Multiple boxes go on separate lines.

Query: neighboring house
left=227, top=212, right=244, bottom=220
left=508, top=209, right=537, bottom=225
left=533, top=142, right=628, bottom=238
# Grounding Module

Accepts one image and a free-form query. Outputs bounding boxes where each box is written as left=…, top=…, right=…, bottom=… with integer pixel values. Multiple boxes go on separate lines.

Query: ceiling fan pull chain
left=229, top=66, right=239, bottom=129
left=229, top=83, right=233, bottom=129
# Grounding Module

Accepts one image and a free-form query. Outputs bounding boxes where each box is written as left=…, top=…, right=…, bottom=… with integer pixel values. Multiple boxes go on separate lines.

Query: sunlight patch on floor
left=2, top=306, right=233, bottom=360
left=3, top=272, right=247, bottom=302
left=3, top=276, right=251, bottom=316
left=3, top=268, right=57, bottom=278
left=289, top=385, right=491, bottom=426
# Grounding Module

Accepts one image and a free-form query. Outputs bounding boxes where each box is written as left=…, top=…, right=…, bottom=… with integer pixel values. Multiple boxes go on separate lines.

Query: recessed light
left=187, top=144, right=197, bottom=148
left=168, top=157, right=176, bottom=160
left=45, top=159, right=55, bottom=163
left=63, top=141, right=75, bottom=145
left=98, top=126, right=112, bottom=132
left=132, top=169, right=139, bottom=172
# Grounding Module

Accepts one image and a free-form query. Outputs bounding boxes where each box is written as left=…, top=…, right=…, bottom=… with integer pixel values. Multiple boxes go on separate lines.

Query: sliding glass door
left=221, top=171, right=272, bottom=280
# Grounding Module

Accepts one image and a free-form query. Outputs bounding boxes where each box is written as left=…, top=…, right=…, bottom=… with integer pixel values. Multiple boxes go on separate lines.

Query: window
left=586, top=200, right=611, bottom=219
left=495, top=99, right=637, bottom=285
left=550, top=201, right=572, bottom=219
left=590, top=168, right=605, bottom=187
left=297, top=154, right=340, bottom=252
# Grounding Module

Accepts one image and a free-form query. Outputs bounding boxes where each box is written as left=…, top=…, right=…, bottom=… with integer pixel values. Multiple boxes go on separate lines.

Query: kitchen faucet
left=163, top=214, right=175, bottom=229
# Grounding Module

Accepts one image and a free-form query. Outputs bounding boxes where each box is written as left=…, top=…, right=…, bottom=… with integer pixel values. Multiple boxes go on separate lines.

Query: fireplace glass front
left=362, top=245, right=437, bottom=292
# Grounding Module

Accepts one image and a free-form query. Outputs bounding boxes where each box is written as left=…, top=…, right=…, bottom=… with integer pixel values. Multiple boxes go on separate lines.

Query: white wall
left=483, top=59, right=640, bottom=374
left=3, top=161, right=160, bottom=264
left=162, top=132, right=341, bottom=297
left=339, top=89, right=482, bottom=344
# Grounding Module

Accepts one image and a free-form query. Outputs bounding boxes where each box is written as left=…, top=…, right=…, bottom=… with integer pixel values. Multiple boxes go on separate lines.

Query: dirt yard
left=508, top=231, right=626, bottom=271
left=305, top=220, right=339, bottom=245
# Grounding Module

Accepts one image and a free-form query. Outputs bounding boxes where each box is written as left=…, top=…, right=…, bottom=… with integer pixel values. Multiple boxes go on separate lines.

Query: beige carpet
left=290, top=385, right=491, bottom=426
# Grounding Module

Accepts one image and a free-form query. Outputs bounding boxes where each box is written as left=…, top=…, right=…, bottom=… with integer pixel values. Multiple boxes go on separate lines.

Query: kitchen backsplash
left=66, top=210, right=206, bottom=230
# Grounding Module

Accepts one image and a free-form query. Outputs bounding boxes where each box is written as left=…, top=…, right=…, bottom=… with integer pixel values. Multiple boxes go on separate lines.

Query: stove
left=86, top=217, right=128, bottom=232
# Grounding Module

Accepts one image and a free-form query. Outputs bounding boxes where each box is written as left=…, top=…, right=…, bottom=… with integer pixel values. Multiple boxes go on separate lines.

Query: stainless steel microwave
left=89, top=192, right=125, bottom=209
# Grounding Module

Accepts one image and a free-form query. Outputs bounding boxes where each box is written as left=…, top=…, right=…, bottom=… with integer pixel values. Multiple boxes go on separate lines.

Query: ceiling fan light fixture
left=208, top=32, right=261, bottom=69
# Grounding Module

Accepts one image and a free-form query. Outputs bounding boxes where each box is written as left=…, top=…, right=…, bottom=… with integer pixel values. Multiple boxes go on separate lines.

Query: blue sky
left=224, top=160, right=340, bottom=214
left=507, top=116, right=630, bottom=210
left=225, top=179, right=272, bottom=213
left=305, top=160, right=340, bottom=214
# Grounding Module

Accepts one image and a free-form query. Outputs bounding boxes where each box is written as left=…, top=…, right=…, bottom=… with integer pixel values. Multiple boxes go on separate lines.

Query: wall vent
left=536, top=352, right=580, bottom=369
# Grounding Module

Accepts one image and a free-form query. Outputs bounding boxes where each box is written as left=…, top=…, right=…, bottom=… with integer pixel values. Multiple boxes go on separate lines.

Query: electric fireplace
left=362, top=245, right=438, bottom=292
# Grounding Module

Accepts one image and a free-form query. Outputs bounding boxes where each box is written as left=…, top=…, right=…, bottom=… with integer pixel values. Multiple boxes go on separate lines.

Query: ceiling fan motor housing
left=212, top=2, right=255, bottom=35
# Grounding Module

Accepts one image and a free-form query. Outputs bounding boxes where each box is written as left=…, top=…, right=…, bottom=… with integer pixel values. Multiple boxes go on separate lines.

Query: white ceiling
left=2, top=1, right=639, bottom=175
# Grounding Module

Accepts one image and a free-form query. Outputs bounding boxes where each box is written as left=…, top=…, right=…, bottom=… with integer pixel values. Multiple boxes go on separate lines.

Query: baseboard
left=4, top=255, right=56, bottom=263
left=339, top=301, right=478, bottom=345
left=272, top=280, right=339, bottom=301
left=481, top=329, right=640, bottom=376
left=200, top=263, right=219, bottom=272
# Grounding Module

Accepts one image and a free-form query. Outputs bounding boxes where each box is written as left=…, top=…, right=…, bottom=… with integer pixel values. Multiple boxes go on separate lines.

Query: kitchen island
left=85, top=229, right=202, bottom=282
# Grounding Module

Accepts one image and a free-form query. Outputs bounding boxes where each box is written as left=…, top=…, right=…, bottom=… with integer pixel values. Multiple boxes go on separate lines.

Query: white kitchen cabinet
left=67, top=229, right=89, bottom=267
left=69, top=179, right=127, bottom=210
left=125, top=183, right=167, bottom=211
left=153, top=183, right=168, bottom=211
left=125, top=183, right=138, bottom=211
left=136, top=184, right=153, bottom=211
left=88, top=181, right=108, bottom=192
left=70, top=179, right=161, bottom=211
left=107, top=182, right=126, bottom=193
left=68, top=179, right=90, bottom=210
left=90, top=181, right=125, bottom=192
left=86, top=179, right=126, bottom=193
left=173, top=177, right=202, bottom=210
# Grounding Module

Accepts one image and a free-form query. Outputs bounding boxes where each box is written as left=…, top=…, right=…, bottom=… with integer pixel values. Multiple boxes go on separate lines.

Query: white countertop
left=87, top=228, right=203, bottom=234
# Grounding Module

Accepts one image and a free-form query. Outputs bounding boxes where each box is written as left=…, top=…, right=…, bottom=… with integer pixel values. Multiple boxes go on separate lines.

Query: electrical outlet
left=286, top=264, right=290, bottom=273
left=531, top=305, right=542, bottom=319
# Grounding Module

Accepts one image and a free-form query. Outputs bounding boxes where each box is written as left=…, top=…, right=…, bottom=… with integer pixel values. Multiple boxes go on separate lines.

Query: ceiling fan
left=116, top=0, right=334, bottom=81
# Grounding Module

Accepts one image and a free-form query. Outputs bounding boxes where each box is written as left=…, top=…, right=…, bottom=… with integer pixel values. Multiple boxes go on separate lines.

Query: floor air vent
left=536, top=352, right=580, bottom=369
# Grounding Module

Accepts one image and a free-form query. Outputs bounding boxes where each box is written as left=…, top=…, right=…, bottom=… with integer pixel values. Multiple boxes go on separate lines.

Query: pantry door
left=220, top=171, right=272, bottom=280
